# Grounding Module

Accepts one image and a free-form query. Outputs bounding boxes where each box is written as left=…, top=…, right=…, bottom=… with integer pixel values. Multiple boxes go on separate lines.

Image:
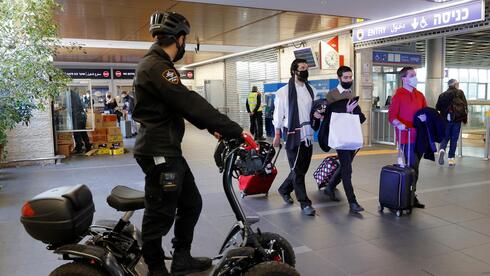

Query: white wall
left=194, top=62, right=225, bottom=87
left=4, top=107, right=55, bottom=165
left=279, top=32, right=353, bottom=83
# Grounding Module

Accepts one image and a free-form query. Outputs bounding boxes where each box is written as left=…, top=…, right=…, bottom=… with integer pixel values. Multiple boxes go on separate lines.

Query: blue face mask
left=408, top=76, right=418, bottom=88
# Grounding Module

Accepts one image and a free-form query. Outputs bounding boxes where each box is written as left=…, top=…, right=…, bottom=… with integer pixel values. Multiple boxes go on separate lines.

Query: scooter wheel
left=244, top=262, right=299, bottom=276
left=50, top=262, right=108, bottom=276
left=257, top=232, right=296, bottom=267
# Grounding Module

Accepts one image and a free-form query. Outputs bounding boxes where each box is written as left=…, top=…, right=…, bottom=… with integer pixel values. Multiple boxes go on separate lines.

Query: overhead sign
left=353, top=0, right=484, bottom=43
left=373, top=51, right=422, bottom=65
left=113, top=69, right=135, bottom=79
left=63, top=69, right=112, bottom=79
left=179, top=70, right=195, bottom=80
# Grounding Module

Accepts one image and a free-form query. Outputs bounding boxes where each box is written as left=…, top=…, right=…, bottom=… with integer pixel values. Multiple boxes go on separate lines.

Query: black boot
left=349, top=202, right=365, bottom=213
left=147, top=264, right=170, bottom=276
left=171, top=250, right=212, bottom=275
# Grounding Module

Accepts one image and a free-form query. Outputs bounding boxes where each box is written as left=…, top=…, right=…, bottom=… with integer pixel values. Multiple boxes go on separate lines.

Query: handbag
left=328, top=112, right=363, bottom=150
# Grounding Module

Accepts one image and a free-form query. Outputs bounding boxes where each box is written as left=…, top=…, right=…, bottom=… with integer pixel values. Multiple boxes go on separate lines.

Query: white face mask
left=407, top=76, right=418, bottom=88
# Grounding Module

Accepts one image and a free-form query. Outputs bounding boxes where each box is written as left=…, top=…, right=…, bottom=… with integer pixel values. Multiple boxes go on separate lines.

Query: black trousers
left=249, top=111, right=264, bottom=139
left=136, top=156, right=202, bottom=269
left=402, top=143, right=422, bottom=186
left=278, top=142, right=313, bottom=208
left=73, top=120, right=90, bottom=152
left=329, top=150, right=357, bottom=203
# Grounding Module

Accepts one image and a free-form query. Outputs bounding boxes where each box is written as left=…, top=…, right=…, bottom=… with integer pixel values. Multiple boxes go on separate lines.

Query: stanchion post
left=484, top=111, right=490, bottom=161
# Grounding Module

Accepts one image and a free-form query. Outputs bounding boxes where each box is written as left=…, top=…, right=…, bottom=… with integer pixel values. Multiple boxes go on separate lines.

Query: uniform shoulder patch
left=162, top=69, right=180, bottom=84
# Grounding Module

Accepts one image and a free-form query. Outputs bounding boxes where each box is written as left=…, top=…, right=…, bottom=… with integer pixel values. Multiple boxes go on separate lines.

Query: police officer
left=132, top=12, right=246, bottom=276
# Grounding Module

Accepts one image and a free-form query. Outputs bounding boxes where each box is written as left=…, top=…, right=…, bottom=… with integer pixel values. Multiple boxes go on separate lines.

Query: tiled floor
left=1, top=125, right=490, bottom=275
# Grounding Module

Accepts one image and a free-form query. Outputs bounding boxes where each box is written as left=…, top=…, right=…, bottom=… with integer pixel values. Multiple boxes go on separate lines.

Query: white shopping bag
left=328, top=112, right=363, bottom=150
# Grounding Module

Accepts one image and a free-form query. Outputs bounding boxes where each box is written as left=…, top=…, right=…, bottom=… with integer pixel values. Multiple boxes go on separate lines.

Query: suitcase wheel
left=396, top=210, right=403, bottom=217
left=407, top=208, right=412, bottom=214
left=378, top=206, right=384, bottom=212
left=264, top=192, right=268, bottom=197
left=241, top=192, right=246, bottom=198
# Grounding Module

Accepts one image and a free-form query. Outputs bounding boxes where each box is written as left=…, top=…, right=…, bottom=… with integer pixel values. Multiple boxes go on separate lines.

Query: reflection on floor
left=1, top=126, right=490, bottom=276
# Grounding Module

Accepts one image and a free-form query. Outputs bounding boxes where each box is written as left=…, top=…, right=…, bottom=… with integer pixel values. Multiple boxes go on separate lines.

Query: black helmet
left=149, top=12, right=190, bottom=38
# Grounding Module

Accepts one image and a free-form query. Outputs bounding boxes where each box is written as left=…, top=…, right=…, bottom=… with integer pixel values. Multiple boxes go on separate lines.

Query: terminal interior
left=2, top=0, right=490, bottom=275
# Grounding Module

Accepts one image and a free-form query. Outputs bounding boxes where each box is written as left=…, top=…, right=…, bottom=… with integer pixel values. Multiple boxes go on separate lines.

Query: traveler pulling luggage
left=313, top=149, right=359, bottom=190
left=379, top=128, right=416, bottom=217
left=238, top=142, right=282, bottom=198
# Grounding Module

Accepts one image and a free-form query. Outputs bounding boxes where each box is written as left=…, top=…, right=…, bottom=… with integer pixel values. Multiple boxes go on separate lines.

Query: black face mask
left=296, top=70, right=309, bottom=82
left=341, top=81, right=353, bottom=89
left=173, top=39, right=186, bottom=63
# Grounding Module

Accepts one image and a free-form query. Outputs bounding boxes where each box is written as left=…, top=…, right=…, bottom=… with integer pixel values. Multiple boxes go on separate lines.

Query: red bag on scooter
left=238, top=143, right=281, bottom=198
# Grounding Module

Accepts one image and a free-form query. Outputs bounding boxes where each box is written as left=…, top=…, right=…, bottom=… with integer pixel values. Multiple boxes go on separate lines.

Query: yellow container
left=107, top=134, right=123, bottom=143
left=97, top=148, right=111, bottom=155
left=111, top=148, right=125, bottom=155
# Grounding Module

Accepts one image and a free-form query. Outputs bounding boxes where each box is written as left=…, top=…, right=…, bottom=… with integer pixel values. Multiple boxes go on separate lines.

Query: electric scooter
left=20, top=134, right=299, bottom=275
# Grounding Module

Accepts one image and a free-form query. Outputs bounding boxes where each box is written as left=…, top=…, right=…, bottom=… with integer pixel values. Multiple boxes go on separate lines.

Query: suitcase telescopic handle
left=272, top=143, right=282, bottom=166
left=397, top=127, right=411, bottom=168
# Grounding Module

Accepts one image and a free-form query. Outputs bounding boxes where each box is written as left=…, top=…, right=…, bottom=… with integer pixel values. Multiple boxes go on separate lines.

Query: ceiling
left=412, top=30, right=490, bottom=67
left=180, top=0, right=457, bottom=20
left=54, top=0, right=352, bottom=64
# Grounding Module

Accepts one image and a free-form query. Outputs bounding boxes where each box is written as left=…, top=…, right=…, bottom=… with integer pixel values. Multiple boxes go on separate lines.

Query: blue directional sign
left=373, top=51, right=422, bottom=65
left=353, top=0, right=484, bottom=43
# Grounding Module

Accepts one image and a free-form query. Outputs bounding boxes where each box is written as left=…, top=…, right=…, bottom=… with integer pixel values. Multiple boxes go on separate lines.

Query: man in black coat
left=312, top=66, right=366, bottom=214
left=435, top=79, right=468, bottom=166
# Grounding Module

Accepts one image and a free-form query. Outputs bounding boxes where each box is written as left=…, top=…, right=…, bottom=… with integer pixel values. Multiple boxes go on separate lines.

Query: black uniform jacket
left=132, top=44, right=243, bottom=156
left=311, top=99, right=366, bottom=153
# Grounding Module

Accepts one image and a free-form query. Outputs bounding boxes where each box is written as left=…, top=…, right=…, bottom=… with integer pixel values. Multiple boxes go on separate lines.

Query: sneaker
left=301, top=205, right=316, bottom=216
left=448, top=158, right=456, bottom=167
left=438, top=149, right=445, bottom=165
left=278, top=191, right=294, bottom=205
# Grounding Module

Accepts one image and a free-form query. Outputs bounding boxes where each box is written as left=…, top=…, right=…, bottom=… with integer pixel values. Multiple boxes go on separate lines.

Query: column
left=355, top=48, right=373, bottom=146
left=425, top=37, right=445, bottom=107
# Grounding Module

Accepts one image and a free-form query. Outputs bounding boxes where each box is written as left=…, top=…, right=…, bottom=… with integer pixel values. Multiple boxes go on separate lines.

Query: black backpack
left=448, top=91, right=467, bottom=122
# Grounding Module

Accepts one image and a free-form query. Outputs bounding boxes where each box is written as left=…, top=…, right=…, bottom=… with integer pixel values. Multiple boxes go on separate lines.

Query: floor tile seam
left=458, top=243, right=490, bottom=266
left=456, top=223, right=490, bottom=238
left=298, top=248, right=356, bottom=276
left=421, top=202, right=490, bottom=223
left=450, top=201, right=490, bottom=218
left=418, top=208, right=483, bottom=225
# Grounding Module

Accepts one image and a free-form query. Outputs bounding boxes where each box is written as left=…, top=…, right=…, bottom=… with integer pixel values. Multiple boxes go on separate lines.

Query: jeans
left=440, top=121, right=461, bottom=158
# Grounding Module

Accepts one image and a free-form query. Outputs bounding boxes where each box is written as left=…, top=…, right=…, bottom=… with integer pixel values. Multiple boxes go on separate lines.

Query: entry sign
left=353, top=0, right=484, bottom=43
left=373, top=51, right=422, bottom=65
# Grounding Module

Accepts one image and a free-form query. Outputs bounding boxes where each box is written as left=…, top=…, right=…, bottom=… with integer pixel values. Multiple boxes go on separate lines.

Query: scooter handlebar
left=241, top=133, right=259, bottom=151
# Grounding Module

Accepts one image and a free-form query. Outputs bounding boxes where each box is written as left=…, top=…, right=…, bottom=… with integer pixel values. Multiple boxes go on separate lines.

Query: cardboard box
left=91, top=134, right=107, bottom=143
left=107, top=127, right=121, bottom=136
left=93, top=128, right=108, bottom=136
left=107, top=134, right=123, bottom=143
left=111, top=148, right=125, bottom=155
left=102, top=114, right=117, bottom=122
left=94, top=113, right=104, bottom=129
left=57, top=132, right=72, bottom=140
left=97, top=148, right=111, bottom=155
left=57, top=144, right=72, bottom=157
left=102, top=121, right=117, bottom=128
